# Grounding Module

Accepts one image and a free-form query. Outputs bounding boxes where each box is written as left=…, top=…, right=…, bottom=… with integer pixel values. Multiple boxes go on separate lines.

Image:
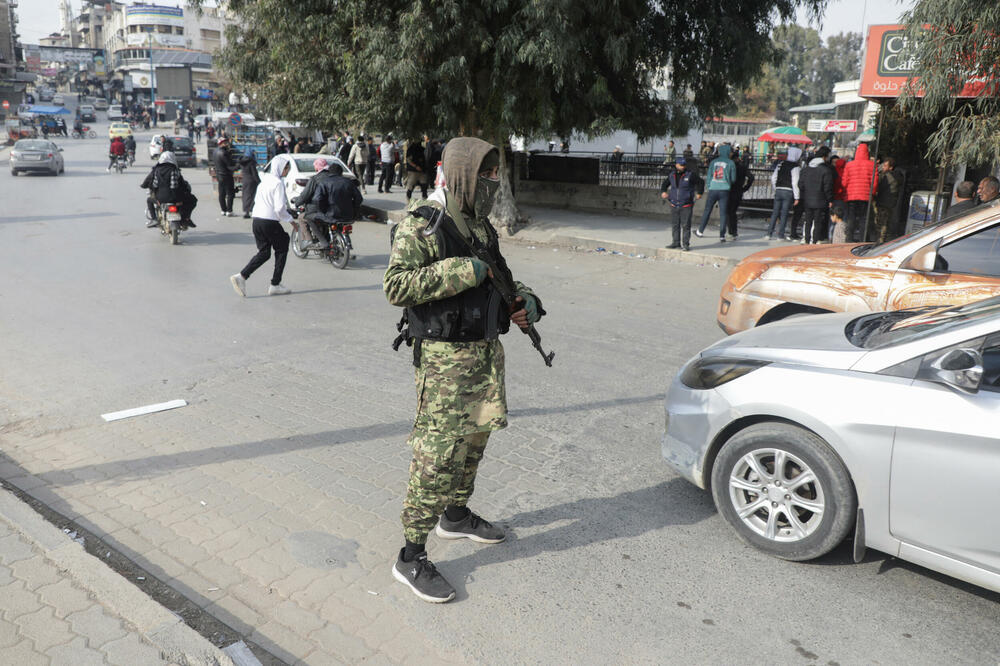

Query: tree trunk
left=489, top=131, right=526, bottom=235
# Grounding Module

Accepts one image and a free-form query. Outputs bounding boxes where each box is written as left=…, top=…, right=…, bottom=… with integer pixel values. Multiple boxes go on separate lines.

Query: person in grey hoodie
left=695, top=144, right=736, bottom=241
left=765, top=146, right=802, bottom=240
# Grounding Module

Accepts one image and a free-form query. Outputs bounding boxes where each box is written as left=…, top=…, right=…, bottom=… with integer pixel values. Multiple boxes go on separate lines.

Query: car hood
left=703, top=311, right=867, bottom=369
left=741, top=242, right=866, bottom=266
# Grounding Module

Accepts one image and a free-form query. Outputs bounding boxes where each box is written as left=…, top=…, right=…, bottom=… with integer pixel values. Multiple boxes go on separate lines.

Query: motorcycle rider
left=139, top=151, right=198, bottom=229
left=314, top=163, right=363, bottom=237
left=73, top=117, right=83, bottom=137
left=124, top=134, right=137, bottom=165
left=108, top=136, right=126, bottom=171
left=292, top=158, right=338, bottom=249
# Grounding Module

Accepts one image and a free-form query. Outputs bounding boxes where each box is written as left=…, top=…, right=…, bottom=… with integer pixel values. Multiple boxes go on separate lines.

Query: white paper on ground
left=101, top=399, right=187, bottom=422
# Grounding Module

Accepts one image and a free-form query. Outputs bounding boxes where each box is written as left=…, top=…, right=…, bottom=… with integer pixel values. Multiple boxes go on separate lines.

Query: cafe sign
left=860, top=24, right=987, bottom=99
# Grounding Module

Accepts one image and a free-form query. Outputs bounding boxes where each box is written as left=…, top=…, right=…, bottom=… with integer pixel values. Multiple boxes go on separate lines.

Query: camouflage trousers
left=401, top=430, right=491, bottom=544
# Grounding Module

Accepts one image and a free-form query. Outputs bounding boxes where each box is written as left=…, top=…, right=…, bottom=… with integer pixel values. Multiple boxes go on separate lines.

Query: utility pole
left=147, top=30, right=157, bottom=126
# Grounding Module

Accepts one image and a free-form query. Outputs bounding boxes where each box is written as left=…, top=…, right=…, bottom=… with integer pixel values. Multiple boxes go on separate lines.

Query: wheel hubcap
left=728, top=448, right=825, bottom=542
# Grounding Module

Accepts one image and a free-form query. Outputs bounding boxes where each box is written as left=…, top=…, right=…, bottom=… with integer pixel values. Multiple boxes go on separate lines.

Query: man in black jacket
left=314, top=163, right=363, bottom=228
left=140, top=151, right=197, bottom=228
left=292, top=158, right=338, bottom=248
left=798, top=146, right=834, bottom=244
left=724, top=149, right=755, bottom=239
left=213, top=137, right=237, bottom=216
left=660, top=157, right=704, bottom=251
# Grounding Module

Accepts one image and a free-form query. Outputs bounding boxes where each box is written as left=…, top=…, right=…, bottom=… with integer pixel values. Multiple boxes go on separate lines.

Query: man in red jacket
left=841, top=143, right=875, bottom=242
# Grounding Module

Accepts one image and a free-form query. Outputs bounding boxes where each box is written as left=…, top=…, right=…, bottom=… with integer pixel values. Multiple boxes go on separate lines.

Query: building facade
left=103, top=2, right=234, bottom=106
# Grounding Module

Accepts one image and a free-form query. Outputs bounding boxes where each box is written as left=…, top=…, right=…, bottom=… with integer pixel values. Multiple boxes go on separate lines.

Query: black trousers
left=218, top=174, right=235, bottom=213
left=379, top=162, right=393, bottom=192
left=846, top=200, right=868, bottom=242
left=670, top=204, right=693, bottom=248
left=367, top=159, right=377, bottom=185
left=725, top=190, right=744, bottom=236
left=241, top=217, right=289, bottom=286
left=802, top=207, right=826, bottom=243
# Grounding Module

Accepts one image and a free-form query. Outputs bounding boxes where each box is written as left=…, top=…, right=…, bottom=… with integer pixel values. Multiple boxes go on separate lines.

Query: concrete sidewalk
left=0, top=486, right=235, bottom=666
left=510, top=205, right=786, bottom=267
left=377, top=187, right=797, bottom=268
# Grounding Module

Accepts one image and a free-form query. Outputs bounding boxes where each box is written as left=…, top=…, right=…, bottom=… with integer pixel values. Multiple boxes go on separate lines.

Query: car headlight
left=727, top=261, right=768, bottom=291
left=680, top=357, right=770, bottom=390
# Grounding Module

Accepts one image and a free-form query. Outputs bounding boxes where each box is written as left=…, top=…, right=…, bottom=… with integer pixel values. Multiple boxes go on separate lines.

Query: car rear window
left=15, top=141, right=49, bottom=150
left=171, top=137, right=194, bottom=149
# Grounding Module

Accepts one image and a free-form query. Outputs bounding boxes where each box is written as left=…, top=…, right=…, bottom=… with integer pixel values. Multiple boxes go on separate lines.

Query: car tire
left=710, top=423, right=856, bottom=562
left=10, top=169, right=16, bottom=176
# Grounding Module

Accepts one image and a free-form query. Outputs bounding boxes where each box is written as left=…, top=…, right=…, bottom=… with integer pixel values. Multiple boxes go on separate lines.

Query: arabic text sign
left=860, top=25, right=988, bottom=99
left=806, top=119, right=859, bottom=133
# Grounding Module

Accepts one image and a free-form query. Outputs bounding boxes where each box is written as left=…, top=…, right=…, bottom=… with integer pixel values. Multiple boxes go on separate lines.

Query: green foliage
left=197, top=0, right=827, bottom=142
left=899, top=0, right=1000, bottom=167
left=735, top=27, right=861, bottom=118
left=871, top=104, right=941, bottom=185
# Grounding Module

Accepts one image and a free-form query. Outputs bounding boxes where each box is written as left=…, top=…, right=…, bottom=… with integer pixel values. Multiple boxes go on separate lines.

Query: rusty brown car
left=718, top=200, right=1000, bottom=334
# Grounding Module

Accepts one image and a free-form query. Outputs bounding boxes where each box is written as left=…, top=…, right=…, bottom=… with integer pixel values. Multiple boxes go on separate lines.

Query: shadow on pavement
left=444, top=478, right=716, bottom=586
left=0, top=211, right=118, bottom=224
left=179, top=231, right=254, bottom=246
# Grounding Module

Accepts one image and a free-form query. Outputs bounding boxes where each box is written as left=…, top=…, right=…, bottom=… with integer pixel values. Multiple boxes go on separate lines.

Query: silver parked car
left=663, top=297, right=1000, bottom=593
left=10, top=139, right=65, bottom=176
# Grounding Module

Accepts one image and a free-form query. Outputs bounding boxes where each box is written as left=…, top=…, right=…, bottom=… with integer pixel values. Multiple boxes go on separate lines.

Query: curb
left=0, top=488, right=234, bottom=666
left=540, top=233, right=740, bottom=267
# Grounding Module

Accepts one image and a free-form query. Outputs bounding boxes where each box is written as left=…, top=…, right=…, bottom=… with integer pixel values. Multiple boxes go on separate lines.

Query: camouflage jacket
left=385, top=192, right=532, bottom=434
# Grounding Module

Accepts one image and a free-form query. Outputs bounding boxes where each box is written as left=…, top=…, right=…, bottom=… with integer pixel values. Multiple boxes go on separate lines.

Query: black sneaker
left=666, top=243, right=680, bottom=249
left=436, top=511, right=505, bottom=543
left=392, top=550, right=455, bottom=603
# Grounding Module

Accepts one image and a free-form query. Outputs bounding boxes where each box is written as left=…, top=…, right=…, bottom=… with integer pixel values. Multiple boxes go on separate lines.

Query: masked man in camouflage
left=384, top=137, right=543, bottom=603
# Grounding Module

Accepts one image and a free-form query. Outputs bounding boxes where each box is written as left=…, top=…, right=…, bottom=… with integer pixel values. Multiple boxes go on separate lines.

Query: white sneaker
left=267, top=284, right=291, bottom=296
left=229, top=273, right=246, bottom=297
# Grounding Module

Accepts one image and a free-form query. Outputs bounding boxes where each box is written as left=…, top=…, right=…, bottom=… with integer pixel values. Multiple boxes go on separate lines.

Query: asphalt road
left=1, top=96, right=999, bottom=664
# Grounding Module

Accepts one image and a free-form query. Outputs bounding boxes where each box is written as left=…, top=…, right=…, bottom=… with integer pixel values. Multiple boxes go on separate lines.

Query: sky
left=16, top=0, right=914, bottom=46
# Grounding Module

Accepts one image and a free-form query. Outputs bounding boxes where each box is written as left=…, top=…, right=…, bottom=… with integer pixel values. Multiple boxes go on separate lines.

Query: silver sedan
left=663, top=296, right=1000, bottom=593
left=10, top=139, right=65, bottom=176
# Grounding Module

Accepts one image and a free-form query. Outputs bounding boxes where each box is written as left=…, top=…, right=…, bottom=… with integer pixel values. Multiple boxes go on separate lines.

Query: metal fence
left=523, top=151, right=778, bottom=212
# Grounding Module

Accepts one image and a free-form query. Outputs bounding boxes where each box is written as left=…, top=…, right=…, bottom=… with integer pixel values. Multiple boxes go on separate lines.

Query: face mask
left=474, top=175, right=501, bottom=219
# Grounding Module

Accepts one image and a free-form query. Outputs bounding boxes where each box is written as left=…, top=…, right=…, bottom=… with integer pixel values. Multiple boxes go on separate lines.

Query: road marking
left=101, top=399, right=187, bottom=422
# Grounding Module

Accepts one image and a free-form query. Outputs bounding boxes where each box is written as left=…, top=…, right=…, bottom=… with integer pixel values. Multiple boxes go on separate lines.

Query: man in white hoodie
left=230, top=155, right=294, bottom=297
left=765, top=146, right=802, bottom=240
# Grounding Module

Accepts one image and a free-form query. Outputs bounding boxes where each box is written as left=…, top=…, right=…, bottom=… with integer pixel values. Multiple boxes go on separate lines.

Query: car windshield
left=852, top=200, right=1000, bottom=257
left=171, top=137, right=193, bottom=149
left=294, top=159, right=317, bottom=173
left=15, top=140, right=49, bottom=151
left=846, top=295, right=1000, bottom=349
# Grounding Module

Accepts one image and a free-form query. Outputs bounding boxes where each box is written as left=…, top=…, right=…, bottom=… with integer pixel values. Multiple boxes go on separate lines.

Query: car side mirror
left=903, top=243, right=939, bottom=272
left=919, top=347, right=983, bottom=394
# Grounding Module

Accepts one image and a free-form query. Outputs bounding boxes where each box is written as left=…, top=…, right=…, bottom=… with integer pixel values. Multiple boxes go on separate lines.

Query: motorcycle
left=126, top=149, right=135, bottom=166
left=289, top=208, right=353, bottom=269
left=71, top=125, right=97, bottom=139
left=153, top=200, right=184, bottom=245
left=113, top=155, right=128, bottom=174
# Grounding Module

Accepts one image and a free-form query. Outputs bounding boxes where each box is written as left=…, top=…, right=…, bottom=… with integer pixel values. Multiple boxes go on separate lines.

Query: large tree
left=899, top=0, right=1000, bottom=168
left=201, top=0, right=827, bottom=225
left=735, top=28, right=861, bottom=118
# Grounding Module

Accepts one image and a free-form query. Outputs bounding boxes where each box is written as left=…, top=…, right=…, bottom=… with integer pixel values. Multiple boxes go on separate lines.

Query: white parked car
left=52, top=94, right=65, bottom=106
left=107, top=104, right=124, bottom=121
left=262, top=153, right=356, bottom=204
left=662, top=296, right=1000, bottom=593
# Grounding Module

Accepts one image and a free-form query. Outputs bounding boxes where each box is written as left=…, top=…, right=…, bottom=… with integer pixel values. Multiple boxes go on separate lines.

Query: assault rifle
left=417, top=206, right=555, bottom=367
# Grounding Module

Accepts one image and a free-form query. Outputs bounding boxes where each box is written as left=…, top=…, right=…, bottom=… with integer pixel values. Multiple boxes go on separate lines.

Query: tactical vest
left=393, top=206, right=511, bottom=365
